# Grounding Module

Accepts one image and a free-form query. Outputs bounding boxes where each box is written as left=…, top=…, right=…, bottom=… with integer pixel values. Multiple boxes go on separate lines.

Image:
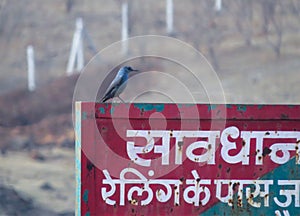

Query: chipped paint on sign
left=83, top=189, right=89, bottom=203
left=99, top=107, right=105, bottom=114
left=258, top=105, right=264, bottom=110
left=134, top=104, right=165, bottom=112
left=226, top=104, right=233, bottom=109
left=82, top=112, right=87, bottom=120
left=207, top=104, right=217, bottom=111
left=109, top=103, right=119, bottom=115
left=237, top=105, right=247, bottom=112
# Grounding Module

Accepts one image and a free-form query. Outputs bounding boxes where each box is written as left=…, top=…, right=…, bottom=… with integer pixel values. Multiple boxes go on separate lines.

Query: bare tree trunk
left=233, top=0, right=254, bottom=46
left=261, top=0, right=283, bottom=58
left=207, top=20, right=220, bottom=71
left=65, top=0, right=74, bottom=13
left=245, top=0, right=253, bottom=46
left=208, top=43, right=219, bottom=71
left=127, top=0, right=133, bottom=35
left=261, top=0, right=276, bottom=34
left=269, top=19, right=282, bottom=58
left=289, top=0, right=300, bottom=16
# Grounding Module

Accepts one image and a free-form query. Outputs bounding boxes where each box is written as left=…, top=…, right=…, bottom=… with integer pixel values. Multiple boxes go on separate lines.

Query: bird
left=100, top=66, right=139, bottom=102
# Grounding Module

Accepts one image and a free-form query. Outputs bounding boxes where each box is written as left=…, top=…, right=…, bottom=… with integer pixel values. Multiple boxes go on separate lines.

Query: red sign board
left=75, top=102, right=300, bottom=216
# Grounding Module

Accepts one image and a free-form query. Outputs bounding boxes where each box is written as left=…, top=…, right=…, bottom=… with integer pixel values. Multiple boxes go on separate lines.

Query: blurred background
left=0, top=0, right=299, bottom=215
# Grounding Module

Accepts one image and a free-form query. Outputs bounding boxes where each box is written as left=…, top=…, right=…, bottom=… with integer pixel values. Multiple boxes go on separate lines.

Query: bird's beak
left=132, top=69, right=139, bottom=72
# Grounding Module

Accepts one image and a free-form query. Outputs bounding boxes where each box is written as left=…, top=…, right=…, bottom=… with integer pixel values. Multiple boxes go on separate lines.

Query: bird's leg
left=118, top=96, right=125, bottom=103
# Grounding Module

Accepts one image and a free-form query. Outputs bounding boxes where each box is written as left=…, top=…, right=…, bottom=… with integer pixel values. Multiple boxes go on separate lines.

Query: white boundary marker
left=215, top=0, right=222, bottom=11
left=166, top=0, right=174, bottom=34
left=121, top=2, right=129, bottom=55
left=67, top=17, right=84, bottom=75
left=26, top=45, right=36, bottom=91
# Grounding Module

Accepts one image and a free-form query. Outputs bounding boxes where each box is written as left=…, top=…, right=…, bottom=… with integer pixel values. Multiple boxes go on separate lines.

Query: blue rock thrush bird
left=101, top=66, right=139, bottom=102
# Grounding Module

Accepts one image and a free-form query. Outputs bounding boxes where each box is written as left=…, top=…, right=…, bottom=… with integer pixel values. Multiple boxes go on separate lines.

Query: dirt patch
left=0, top=184, right=73, bottom=216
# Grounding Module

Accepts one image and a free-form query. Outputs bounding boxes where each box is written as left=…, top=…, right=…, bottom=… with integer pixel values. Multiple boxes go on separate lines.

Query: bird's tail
left=100, top=96, right=108, bottom=103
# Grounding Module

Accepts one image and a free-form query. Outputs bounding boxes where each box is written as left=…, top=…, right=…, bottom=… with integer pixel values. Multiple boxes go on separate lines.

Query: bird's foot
left=117, top=96, right=125, bottom=103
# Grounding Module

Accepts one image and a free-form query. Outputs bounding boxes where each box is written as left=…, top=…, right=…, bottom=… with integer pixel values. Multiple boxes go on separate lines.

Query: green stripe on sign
left=202, top=158, right=300, bottom=216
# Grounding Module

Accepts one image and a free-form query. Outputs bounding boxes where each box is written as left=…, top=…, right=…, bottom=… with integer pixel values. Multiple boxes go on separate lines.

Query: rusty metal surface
left=76, top=103, right=300, bottom=216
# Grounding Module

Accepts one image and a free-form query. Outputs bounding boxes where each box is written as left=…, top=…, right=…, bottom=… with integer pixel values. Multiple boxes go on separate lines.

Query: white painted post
left=83, top=27, right=98, bottom=55
left=215, top=0, right=222, bottom=11
left=121, top=2, right=129, bottom=55
left=166, top=0, right=174, bottom=34
left=26, top=45, right=36, bottom=92
left=76, top=29, right=84, bottom=72
left=67, top=17, right=84, bottom=75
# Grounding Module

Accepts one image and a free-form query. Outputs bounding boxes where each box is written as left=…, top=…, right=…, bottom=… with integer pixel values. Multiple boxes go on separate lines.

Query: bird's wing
left=101, top=74, right=123, bottom=101
left=105, top=74, right=123, bottom=94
